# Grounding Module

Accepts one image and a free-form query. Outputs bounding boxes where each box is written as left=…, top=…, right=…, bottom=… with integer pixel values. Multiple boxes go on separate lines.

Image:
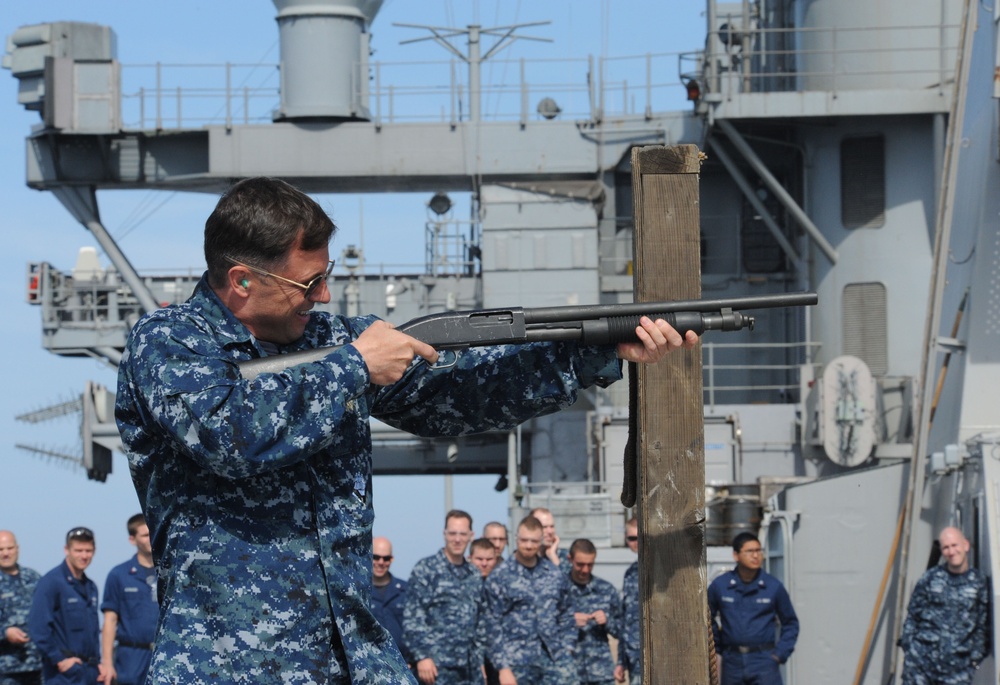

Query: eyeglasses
left=372, top=554, right=393, bottom=562
left=740, top=548, right=763, bottom=556
left=625, top=535, right=639, bottom=543
left=226, top=256, right=335, bottom=300
left=66, top=527, right=95, bottom=543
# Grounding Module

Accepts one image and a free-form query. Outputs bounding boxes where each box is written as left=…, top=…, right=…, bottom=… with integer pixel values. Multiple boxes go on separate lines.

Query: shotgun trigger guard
left=425, top=349, right=459, bottom=370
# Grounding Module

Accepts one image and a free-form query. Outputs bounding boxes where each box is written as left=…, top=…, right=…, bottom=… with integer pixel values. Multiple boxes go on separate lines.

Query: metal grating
left=841, top=136, right=886, bottom=229
left=843, top=282, right=888, bottom=375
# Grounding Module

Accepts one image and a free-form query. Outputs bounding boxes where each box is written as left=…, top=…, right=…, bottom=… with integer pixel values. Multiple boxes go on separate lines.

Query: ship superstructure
left=5, top=1, right=999, bottom=682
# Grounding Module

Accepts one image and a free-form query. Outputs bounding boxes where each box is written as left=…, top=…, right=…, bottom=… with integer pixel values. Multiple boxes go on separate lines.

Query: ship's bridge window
left=841, top=135, right=886, bottom=229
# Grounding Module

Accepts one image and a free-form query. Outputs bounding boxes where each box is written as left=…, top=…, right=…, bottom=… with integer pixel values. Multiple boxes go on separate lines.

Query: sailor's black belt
left=117, top=639, right=155, bottom=650
left=63, top=651, right=100, bottom=666
left=727, top=642, right=775, bottom=654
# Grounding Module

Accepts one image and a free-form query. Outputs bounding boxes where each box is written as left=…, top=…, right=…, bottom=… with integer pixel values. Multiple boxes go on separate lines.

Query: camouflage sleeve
left=472, top=586, right=489, bottom=666
left=557, top=573, right=577, bottom=653
left=372, top=342, right=621, bottom=437
left=618, top=565, right=640, bottom=669
left=616, top=592, right=626, bottom=668
left=900, top=574, right=929, bottom=651
left=484, top=572, right=516, bottom=670
left=606, top=582, right=623, bottom=641
left=401, top=559, right=436, bottom=663
left=119, top=314, right=371, bottom=479
left=971, top=574, right=991, bottom=664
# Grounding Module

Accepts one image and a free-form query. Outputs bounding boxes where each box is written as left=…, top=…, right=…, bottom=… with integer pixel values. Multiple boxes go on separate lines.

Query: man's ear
left=227, top=266, right=252, bottom=297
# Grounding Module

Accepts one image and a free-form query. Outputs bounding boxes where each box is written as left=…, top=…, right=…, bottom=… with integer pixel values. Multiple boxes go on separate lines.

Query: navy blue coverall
left=708, top=568, right=799, bottom=685
left=27, top=561, right=100, bottom=685
left=101, top=555, right=158, bottom=685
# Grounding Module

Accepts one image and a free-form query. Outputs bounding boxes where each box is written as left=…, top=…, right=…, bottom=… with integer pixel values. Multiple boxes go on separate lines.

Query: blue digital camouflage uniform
left=708, top=568, right=799, bottom=685
left=371, top=573, right=410, bottom=663
left=900, top=565, right=989, bottom=685
left=485, top=557, right=576, bottom=684
left=403, top=549, right=486, bottom=684
left=27, top=561, right=100, bottom=685
left=548, top=546, right=570, bottom=572
left=0, top=565, right=42, bottom=682
left=568, top=572, right=621, bottom=684
left=115, top=276, right=622, bottom=685
left=480, top=572, right=501, bottom=685
left=101, top=555, right=158, bottom=685
left=618, top=560, right=641, bottom=685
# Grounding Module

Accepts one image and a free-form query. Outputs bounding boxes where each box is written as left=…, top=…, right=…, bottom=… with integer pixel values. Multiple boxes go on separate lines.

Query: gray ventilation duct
left=272, top=0, right=384, bottom=121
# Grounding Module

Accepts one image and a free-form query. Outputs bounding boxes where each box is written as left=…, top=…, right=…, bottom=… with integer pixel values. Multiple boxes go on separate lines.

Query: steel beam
left=717, top=118, right=838, bottom=264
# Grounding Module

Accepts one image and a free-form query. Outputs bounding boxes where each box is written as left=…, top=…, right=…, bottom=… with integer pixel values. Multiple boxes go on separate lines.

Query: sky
left=1, top=1, right=705, bottom=587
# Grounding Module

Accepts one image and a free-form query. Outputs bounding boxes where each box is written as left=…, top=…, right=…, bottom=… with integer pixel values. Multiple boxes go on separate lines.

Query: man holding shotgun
left=115, top=177, right=696, bottom=685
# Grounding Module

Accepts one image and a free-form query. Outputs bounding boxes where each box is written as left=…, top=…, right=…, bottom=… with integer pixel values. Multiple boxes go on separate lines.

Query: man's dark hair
left=127, top=513, right=146, bottom=536
left=569, top=538, right=597, bottom=557
left=204, top=177, right=335, bottom=288
left=469, top=538, right=496, bottom=555
left=445, top=509, right=473, bottom=528
left=732, top=532, right=760, bottom=553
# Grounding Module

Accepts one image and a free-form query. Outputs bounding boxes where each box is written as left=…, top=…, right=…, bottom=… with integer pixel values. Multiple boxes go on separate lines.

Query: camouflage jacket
left=619, top=560, right=640, bottom=673
left=901, top=565, right=990, bottom=674
left=0, top=565, right=42, bottom=674
left=116, top=276, right=621, bottom=685
left=568, top=574, right=621, bottom=682
left=485, top=557, right=575, bottom=669
left=403, top=550, right=485, bottom=670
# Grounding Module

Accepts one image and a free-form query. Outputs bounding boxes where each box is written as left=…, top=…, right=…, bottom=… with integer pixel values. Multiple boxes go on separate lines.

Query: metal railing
left=701, top=22, right=959, bottom=98
left=118, top=50, right=694, bottom=130
left=425, top=218, right=481, bottom=277
left=703, top=341, right=822, bottom=409
left=124, top=62, right=280, bottom=130
left=64, top=20, right=962, bottom=130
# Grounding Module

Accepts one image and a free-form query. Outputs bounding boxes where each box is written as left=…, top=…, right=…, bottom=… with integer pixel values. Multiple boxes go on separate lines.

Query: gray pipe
left=717, top=119, right=838, bottom=264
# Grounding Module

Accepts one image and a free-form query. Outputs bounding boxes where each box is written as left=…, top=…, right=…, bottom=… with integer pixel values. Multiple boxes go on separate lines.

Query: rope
left=708, top=604, right=720, bottom=685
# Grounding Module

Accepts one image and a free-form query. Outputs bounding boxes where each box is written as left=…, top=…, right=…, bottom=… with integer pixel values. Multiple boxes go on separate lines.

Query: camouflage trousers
left=509, top=654, right=576, bottom=685
left=902, top=661, right=977, bottom=685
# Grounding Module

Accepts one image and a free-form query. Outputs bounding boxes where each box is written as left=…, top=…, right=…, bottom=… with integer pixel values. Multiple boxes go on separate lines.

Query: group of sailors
left=371, top=508, right=643, bottom=685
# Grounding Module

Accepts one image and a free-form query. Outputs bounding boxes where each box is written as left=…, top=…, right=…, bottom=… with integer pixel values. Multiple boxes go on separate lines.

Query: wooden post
left=631, top=144, right=707, bottom=684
